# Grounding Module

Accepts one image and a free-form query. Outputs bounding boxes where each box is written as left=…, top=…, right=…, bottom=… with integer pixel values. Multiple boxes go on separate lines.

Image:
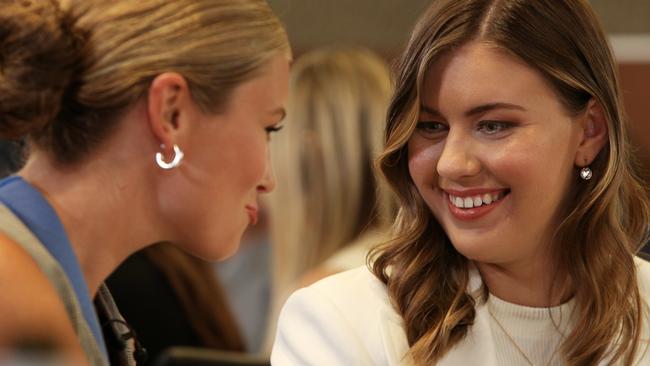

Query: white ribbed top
left=487, top=293, right=576, bottom=366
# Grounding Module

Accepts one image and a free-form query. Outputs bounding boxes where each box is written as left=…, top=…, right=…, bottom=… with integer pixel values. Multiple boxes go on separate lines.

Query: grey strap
left=96, top=284, right=137, bottom=366
left=0, top=204, right=109, bottom=366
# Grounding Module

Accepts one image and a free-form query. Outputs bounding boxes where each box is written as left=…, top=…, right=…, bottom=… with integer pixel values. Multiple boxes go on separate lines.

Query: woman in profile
left=272, top=1, right=650, bottom=365
left=0, top=0, right=290, bottom=364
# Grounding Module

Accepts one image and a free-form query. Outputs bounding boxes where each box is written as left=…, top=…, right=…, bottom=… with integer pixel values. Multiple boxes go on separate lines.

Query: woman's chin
left=182, top=237, right=242, bottom=262
left=450, top=239, right=497, bottom=263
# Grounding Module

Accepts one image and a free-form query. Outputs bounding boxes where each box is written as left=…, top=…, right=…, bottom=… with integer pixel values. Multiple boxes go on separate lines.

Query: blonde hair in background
left=372, top=0, right=650, bottom=365
left=265, top=47, right=394, bottom=351
left=0, top=0, right=290, bottom=163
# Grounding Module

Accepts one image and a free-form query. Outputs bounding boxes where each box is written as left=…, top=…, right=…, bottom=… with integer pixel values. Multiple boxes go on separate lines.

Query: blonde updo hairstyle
left=371, top=0, right=650, bottom=365
left=0, top=0, right=290, bottom=163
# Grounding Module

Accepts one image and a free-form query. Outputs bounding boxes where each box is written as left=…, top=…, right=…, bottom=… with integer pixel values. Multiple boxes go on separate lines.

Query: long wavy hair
left=371, top=0, right=650, bottom=364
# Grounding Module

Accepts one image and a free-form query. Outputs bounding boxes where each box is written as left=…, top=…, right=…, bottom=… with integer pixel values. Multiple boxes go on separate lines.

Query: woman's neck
left=475, top=256, right=571, bottom=308
left=19, top=144, right=160, bottom=297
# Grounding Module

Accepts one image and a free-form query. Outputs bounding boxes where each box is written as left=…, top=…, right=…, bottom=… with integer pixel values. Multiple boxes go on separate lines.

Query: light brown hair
left=266, top=47, right=394, bottom=350
left=0, top=0, right=289, bottom=163
left=372, top=0, right=650, bottom=364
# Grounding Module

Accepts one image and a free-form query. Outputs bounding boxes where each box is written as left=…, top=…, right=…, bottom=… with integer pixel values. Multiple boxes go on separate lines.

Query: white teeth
left=448, top=191, right=505, bottom=209
left=463, top=197, right=473, bottom=208
left=482, top=193, right=492, bottom=204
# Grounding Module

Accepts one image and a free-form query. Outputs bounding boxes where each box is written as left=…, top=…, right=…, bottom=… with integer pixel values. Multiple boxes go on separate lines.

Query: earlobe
left=574, top=98, right=608, bottom=167
left=147, top=72, right=189, bottom=149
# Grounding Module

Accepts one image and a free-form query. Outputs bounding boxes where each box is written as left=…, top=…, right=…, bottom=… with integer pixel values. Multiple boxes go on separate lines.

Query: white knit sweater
left=272, top=258, right=650, bottom=366
left=488, top=293, right=575, bottom=366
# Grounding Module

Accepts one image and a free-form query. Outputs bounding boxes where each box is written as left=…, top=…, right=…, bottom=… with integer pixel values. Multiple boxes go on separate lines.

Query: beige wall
left=269, top=0, right=429, bottom=55
left=268, top=1, right=650, bottom=52
left=591, top=0, right=650, bottom=34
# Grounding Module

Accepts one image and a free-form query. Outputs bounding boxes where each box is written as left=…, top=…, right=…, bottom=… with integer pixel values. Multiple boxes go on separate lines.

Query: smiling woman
left=0, top=0, right=289, bottom=364
left=408, top=43, right=595, bottom=275
left=271, top=1, right=650, bottom=366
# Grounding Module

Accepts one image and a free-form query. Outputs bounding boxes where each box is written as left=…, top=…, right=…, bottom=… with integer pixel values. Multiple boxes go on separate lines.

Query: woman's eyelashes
left=265, top=124, right=284, bottom=139
left=415, top=119, right=516, bottom=139
left=476, top=120, right=515, bottom=136
left=416, top=121, right=448, bottom=137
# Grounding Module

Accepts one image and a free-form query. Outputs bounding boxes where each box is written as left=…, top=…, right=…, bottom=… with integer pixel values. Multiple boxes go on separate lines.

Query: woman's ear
left=575, top=98, right=608, bottom=167
left=147, top=72, right=191, bottom=151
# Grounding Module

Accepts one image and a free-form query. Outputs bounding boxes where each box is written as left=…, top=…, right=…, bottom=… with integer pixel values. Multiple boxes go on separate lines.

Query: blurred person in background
left=264, top=47, right=395, bottom=352
left=214, top=208, right=273, bottom=354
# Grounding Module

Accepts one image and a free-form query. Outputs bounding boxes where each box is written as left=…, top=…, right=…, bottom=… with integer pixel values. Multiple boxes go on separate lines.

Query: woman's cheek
left=408, top=141, right=441, bottom=187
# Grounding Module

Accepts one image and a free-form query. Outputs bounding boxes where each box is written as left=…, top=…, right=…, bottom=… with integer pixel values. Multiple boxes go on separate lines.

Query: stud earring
left=579, top=166, right=592, bottom=181
left=155, top=144, right=184, bottom=170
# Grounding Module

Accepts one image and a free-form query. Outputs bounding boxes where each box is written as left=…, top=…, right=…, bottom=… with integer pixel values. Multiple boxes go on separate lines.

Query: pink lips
left=443, top=188, right=508, bottom=221
left=245, top=205, right=258, bottom=225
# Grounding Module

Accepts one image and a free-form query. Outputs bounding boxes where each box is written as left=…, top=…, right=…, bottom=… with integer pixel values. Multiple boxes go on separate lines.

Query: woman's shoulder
left=289, top=266, right=397, bottom=326
left=301, top=265, right=399, bottom=316
left=307, top=265, right=385, bottom=293
left=0, top=232, right=81, bottom=352
left=272, top=266, right=410, bottom=365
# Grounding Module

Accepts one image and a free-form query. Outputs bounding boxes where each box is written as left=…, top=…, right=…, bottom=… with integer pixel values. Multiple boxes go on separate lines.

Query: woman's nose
left=436, top=131, right=481, bottom=181
left=257, top=154, right=276, bottom=193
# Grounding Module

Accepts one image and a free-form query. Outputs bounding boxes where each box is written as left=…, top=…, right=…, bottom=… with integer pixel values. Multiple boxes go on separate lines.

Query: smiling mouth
left=447, top=190, right=510, bottom=209
left=245, top=206, right=259, bottom=225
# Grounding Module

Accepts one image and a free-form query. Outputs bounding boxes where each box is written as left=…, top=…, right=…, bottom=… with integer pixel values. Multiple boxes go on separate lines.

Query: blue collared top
left=0, top=175, right=108, bottom=358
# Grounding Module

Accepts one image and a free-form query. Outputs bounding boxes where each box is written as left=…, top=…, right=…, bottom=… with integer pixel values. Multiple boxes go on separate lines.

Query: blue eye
left=477, top=120, right=513, bottom=135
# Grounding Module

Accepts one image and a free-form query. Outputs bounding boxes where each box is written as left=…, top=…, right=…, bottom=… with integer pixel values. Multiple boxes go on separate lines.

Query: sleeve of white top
left=270, top=285, right=374, bottom=366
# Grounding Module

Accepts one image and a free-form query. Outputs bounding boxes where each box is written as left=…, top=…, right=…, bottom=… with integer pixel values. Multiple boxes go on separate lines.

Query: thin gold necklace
left=488, top=308, right=561, bottom=366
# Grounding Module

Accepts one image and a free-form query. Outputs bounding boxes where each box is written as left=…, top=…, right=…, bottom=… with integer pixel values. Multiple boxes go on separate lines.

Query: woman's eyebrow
left=465, top=102, right=526, bottom=117
left=419, top=102, right=526, bottom=118
left=419, top=105, right=443, bottom=117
